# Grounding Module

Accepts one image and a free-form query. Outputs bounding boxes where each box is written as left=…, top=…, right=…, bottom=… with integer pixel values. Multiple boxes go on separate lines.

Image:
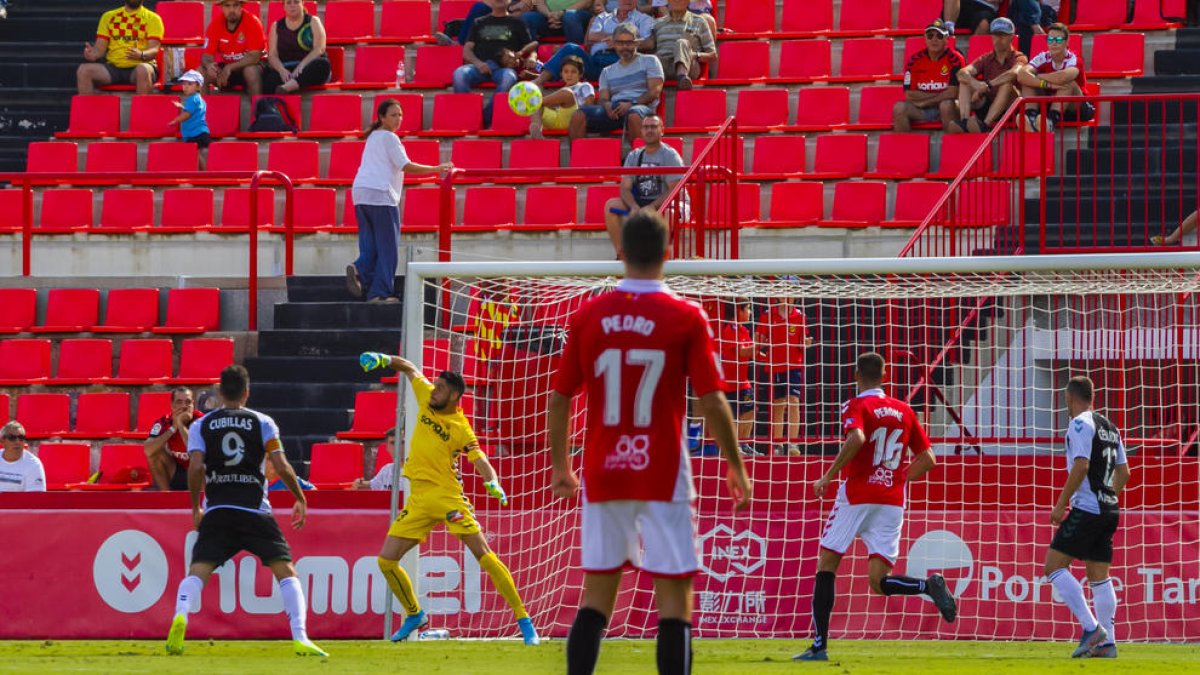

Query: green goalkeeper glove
left=483, top=480, right=508, bottom=507
left=359, top=352, right=390, bottom=373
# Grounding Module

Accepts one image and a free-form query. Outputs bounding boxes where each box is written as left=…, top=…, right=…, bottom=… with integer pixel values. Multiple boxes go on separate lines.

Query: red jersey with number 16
left=840, top=388, right=931, bottom=506
left=552, top=278, right=725, bottom=503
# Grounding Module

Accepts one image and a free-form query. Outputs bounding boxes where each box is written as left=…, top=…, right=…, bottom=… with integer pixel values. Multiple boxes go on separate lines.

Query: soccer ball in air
left=507, top=81, right=543, bottom=117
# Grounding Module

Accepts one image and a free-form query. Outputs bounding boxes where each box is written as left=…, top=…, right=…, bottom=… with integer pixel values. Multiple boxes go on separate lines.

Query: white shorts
left=818, top=491, right=904, bottom=565
left=581, top=499, right=699, bottom=577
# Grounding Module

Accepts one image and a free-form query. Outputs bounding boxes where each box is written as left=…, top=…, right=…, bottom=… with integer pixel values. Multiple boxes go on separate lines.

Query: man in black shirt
left=165, top=365, right=327, bottom=657
left=452, top=0, right=537, bottom=126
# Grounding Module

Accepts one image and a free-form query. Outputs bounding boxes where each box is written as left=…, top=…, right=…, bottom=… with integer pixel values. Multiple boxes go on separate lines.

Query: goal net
left=396, top=254, right=1200, bottom=642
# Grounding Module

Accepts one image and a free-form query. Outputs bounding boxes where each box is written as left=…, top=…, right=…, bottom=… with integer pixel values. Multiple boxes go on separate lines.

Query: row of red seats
left=0, top=337, right=233, bottom=386
left=0, top=287, right=218, bottom=334
left=0, top=386, right=228, bottom=440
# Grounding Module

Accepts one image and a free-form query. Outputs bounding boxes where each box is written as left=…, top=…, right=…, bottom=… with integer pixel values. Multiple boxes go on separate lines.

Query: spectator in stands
left=436, top=1, right=535, bottom=46
left=717, top=297, right=758, bottom=456
left=952, top=17, right=1026, bottom=133
left=646, top=0, right=716, bottom=90
left=201, top=0, right=267, bottom=96
left=523, top=0, right=594, bottom=45
left=530, top=55, right=595, bottom=138
left=569, top=23, right=663, bottom=142
left=354, top=428, right=402, bottom=490
left=602, top=114, right=683, bottom=255
left=262, top=0, right=331, bottom=94
left=1152, top=210, right=1199, bottom=246
left=649, top=0, right=718, bottom=40
left=453, top=0, right=538, bottom=128
left=346, top=100, right=453, bottom=304
left=144, top=387, right=202, bottom=491
left=168, top=70, right=211, bottom=160
left=943, top=0, right=1002, bottom=34
left=1016, top=23, right=1094, bottom=131
left=0, top=422, right=44, bottom=492
left=267, top=459, right=315, bottom=490
left=756, top=297, right=811, bottom=457
left=76, top=0, right=163, bottom=95
left=529, top=0, right=654, bottom=84
left=894, top=19, right=964, bottom=133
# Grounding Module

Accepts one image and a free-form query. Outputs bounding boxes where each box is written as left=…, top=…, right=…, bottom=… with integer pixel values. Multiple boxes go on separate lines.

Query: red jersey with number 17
left=552, top=278, right=725, bottom=503
left=840, top=388, right=931, bottom=506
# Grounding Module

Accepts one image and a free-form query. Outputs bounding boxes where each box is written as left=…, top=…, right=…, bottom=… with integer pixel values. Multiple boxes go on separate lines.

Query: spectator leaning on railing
left=77, top=0, right=163, bottom=95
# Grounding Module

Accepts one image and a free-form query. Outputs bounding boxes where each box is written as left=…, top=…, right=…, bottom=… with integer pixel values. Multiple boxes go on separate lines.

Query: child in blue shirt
left=169, top=69, right=211, bottom=152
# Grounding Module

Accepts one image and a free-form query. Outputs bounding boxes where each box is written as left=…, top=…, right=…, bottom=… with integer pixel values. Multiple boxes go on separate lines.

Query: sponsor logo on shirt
left=421, top=414, right=451, bottom=442
left=446, top=510, right=465, bottom=523
left=868, top=466, right=895, bottom=487
left=604, top=434, right=651, bottom=472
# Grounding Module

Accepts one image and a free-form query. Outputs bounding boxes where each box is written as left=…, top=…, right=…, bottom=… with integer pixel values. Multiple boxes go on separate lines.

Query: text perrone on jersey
left=840, top=389, right=931, bottom=506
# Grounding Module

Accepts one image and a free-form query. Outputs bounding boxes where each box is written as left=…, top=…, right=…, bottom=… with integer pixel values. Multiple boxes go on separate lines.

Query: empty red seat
left=411, top=46, right=464, bottom=88
left=484, top=92, right=533, bottom=136
left=320, top=140, right=366, bottom=185
left=0, top=289, right=37, bottom=333
left=883, top=181, right=948, bottom=227
left=778, top=40, right=832, bottom=81
left=63, top=392, right=132, bottom=439
left=285, top=188, right=338, bottom=232
left=824, top=181, right=888, bottom=227
left=154, top=288, right=220, bottom=335
left=325, top=0, right=376, bottom=42
left=170, top=337, right=235, bottom=384
left=450, top=139, right=503, bottom=172
left=713, top=41, right=771, bottom=82
left=997, top=132, right=1055, bottom=177
left=123, top=391, right=173, bottom=438
left=110, top=338, right=174, bottom=384
left=16, top=393, right=70, bottom=438
left=690, top=135, right=743, bottom=170
left=1089, top=33, right=1145, bottom=78
left=671, top=89, right=727, bottom=131
left=462, top=187, right=517, bottom=229
left=896, top=0, right=944, bottom=31
left=426, top=93, right=483, bottom=135
left=30, top=288, right=100, bottom=333
left=705, top=182, right=762, bottom=224
left=809, top=134, right=868, bottom=178
left=401, top=187, right=441, bottom=232
left=125, top=95, right=179, bottom=138
left=267, top=141, right=320, bottom=182
left=583, top=185, right=622, bottom=227
left=40, top=189, right=93, bottom=232
left=792, top=87, right=850, bottom=129
left=735, top=89, right=790, bottom=130
left=0, top=339, right=52, bottom=384
left=866, top=133, right=931, bottom=179
left=838, top=0, right=892, bottom=34
left=349, top=45, right=406, bottom=88
left=0, top=190, right=22, bottom=231
left=86, top=141, right=137, bottom=173
left=207, top=141, right=260, bottom=172
left=1123, top=0, right=1184, bottom=28
left=569, top=138, right=622, bottom=171
left=836, top=38, right=895, bottom=80
left=96, top=188, right=155, bottom=232
left=147, top=141, right=199, bottom=172
left=160, top=188, right=216, bottom=232
left=300, top=94, right=364, bottom=137
left=957, top=180, right=1012, bottom=225
left=337, top=391, right=399, bottom=439
left=78, top=444, right=151, bottom=489
left=158, top=0, right=206, bottom=43
left=508, top=139, right=561, bottom=172
left=57, top=95, right=120, bottom=138
left=724, top=0, right=776, bottom=34
left=35, top=443, right=92, bottom=490
left=381, top=1, right=433, bottom=41
left=930, top=133, right=992, bottom=178
left=26, top=142, right=78, bottom=173
left=438, top=0, right=476, bottom=25
left=308, top=442, right=365, bottom=489
left=522, top=186, right=577, bottom=228
left=94, top=288, right=159, bottom=333
left=49, top=338, right=113, bottom=385
left=218, top=187, right=276, bottom=231
left=853, top=85, right=907, bottom=129
left=1071, top=0, right=1128, bottom=29
left=781, top=0, right=833, bottom=35
left=372, top=93, right=424, bottom=135
left=750, top=135, right=806, bottom=177
left=205, top=95, right=242, bottom=138
left=767, top=181, right=825, bottom=226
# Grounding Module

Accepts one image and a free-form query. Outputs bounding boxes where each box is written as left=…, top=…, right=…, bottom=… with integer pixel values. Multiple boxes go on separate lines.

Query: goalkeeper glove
left=359, top=352, right=390, bottom=373
left=483, top=480, right=508, bottom=507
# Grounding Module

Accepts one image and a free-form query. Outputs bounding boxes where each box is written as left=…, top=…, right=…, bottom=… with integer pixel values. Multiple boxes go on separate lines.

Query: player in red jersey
left=548, top=211, right=752, bottom=675
left=794, top=352, right=956, bottom=662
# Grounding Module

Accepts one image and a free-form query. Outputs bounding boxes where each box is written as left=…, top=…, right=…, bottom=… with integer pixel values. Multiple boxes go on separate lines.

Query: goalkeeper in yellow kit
left=359, top=352, right=539, bottom=645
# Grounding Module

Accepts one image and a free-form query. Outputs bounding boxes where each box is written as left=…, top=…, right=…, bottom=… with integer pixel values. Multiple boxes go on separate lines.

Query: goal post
left=395, top=253, right=1200, bottom=642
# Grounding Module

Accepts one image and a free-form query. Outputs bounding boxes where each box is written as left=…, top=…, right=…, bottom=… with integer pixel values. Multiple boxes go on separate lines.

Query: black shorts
left=957, top=1, right=1000, bottom=31
left=104, top=62, right=155, bottom=84
left=725, top=388, right=755, bottom=416
left=770, top=368, right=805, bottom=400
left=1060, top=102, right=1096, bottom=123
left=217, top=62, right=261, bottom=88
left=184, top=133, right=212, bottom=149
left=1050, top=508, right=1119, bottom=563
left=168, top=463, right=190, bottom=491
left=192, top=507, right=292, bottom=567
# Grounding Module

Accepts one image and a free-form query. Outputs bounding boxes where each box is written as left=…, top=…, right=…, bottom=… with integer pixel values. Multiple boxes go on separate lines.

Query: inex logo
left=93, top=530, right=169, bottom=613
left=697, top=525, right=767, bottom=583
left=604, top=434, right=650, bottom=471
left=906, top=529, right=973, bottom=603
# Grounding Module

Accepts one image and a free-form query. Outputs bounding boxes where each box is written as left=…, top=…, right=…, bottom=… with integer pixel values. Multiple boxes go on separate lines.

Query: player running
left=795, top=352, right=956, bottom=662
left=166, top=365, right=327, bottom=657
left=357, top=353, right=539, bottom=646
left=548, top=211, right=752, bottom=675
left=1043, top=376, right=1129, bottom=659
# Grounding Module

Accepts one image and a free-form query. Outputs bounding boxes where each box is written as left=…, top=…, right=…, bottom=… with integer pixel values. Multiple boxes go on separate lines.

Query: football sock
left=656, top=619, right=692, bottom=675
left=377, top=556, right=421, bottom=616
left=811, top=571, right=835, bottom=651
left=278, top=576, right=309, bottom=642
left=174, top=575, right=203, bottom=617
left=1048, top=568, right=1099, bottom=632
left=1090, top=578, right=1117, bottom=644
left=880, top=575, right=927, bottom=596
left=479, top=552, right=530, bottom=620
left=567, top=607, right=608, bottom=675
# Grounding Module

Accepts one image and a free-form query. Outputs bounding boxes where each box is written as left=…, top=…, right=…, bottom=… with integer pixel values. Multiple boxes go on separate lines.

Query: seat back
left=175, top=338, right=235, bottom=381
left=96, top=444, right=151, bottom=484
left=115, top=339, right=175, bottom=381
left=348, top=391, right=398, bottom=434
left=73, top=392, right=132, bottom=436
left=86, top=142, right=138, bottom=173
left=162, top=288, right=221, bottom=332
left=54, top=338, right=114, bottom=381
left=309, top=442, right=366, bottom=483
left=0, top=339, right=52, bottom=381
left=27, top=142, right=78, bottom=173
left=100, top=288, right=159, bottom=331
left=0, top=289, right=37, bottom=332
left=41, top=288, right=101, bottom=329
left=36, top=443, right=92, bottom=488
left=16, top=393, right=71, bottom=438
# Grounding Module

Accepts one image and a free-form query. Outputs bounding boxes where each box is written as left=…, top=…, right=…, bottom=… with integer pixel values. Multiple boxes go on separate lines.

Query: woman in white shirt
left=346, top=99, right=452, bottom=304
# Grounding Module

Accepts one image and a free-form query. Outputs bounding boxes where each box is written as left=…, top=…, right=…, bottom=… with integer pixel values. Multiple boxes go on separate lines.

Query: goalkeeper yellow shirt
left=96, top=6, right=164, bottom=70
left=403, top=375, right=484, bottom=492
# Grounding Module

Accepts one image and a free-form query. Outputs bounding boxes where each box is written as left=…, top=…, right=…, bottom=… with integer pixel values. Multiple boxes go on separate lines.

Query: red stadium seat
left=750, top=135, right=806, bottom=178
left=578, top=185, right=621, bottom=229
left=724, top=0, right=776, bottom=34
left=319, top=140, right=366, bottom=185
left=125, top=95, right=179, bottom=138
left=835, top=38, right=896, bottom=81
left=78, top=444, right=151, bottom=489
left=266, top=141, right=320, bottom=182
left=26, top=142, right=78, bottom=173
left=39, top=189, right=93, bottom=232
left=712, top=41, right=771, bottom=83
left=110, top=339, right=174, bottom=385
left=35, top=443, right=92, bottom=490
left=324, top=0, right=376, bottom=43
left=205, top=95, right=242, bottom=138
left=883, top=181, right=948, bottom=227
left=705, top=182, right=762, bottom=224
left=154, top=288, right=220, bottom=335
left=0, top=288, right=37, bottom=333
left=0, top=339, right=52, bottom=384
left=690, top=135, right=743, bottom=171
left=521, top=186, right=577, bottom=229
left=896, top=0, right=944, bottom=32
left=483, top=92, right=532, bottom=136
left=94, top=288, right=160, bottom=333
left=462, top=187, right=517, bottom=229
left=240, top=95, right=301, bottom=138
left=1071, top=0, right=1128, bottom=30
left=48, top=338, right=113, bottom=385
left=30, top=288, right=101, bottom=333
left=766, top=181, right=825, bottom=227
left=300, top=94, right=364, bottom=137
left=124, top=391, right=173, bottom=438
left=402, top=139, right=442, bottom=168
left=1123, top=0, right=1184, bottom=28
left=147, top=141, right=199, bottom=172
left=62, top=392, right=132, bottom=439
left=411, top=46, right=464, bottom=88
left=791, top=87, right=850, bottom=130
left=508, top=139, right=561, bottom=173
left=218, top=187, right=276, bottom=231
left=852, top=85, right=908, bottom=129
left=735, top=89, right=790, bottom=131
left=16, top=393, right=70, bottom=438
left=57, top=95, right=120, bottom=138
left=425, top=93, right=483, bottom=135
left=0, top=393, right=7, bottom=424
left=957, top=180, right=1011, bottom=225
left=808, top=133, right=868, bottom=178
left=996, top=132, right=1055, bottom=177
left=450, top=139, right=503, bottom=172
left=1089, top=33, right=1146, bottom=78
left=348, top=45, right=406, bottom=88
left=0, top=190, right=24, bottom=232
left=158, top=0, right=206, bottom=44
left=965, top=34, right=992, bottom=63
left=401, top=187, right=441, bottom=232
left=372, top=93, right=424, bottom=135
left=95, top=188, right=155, bottom=232
left=837, top=0, right=892, bottom=34
left=929, top=133, right=992, bottom=178
left=438, top=0, right=476, bottom=25
left=336, top=391, right=399, bottom=439
left=207, top=141, right=260, bottom=173
left=866, top=133, right=932, bottom=179
left=380, top=1, right=434, bottom=41
left=160, top=188, right=215, bottom=232
left=568, top=138, right=622, bottom=174
left=324, top=46, right=346, bottom=87
left=780, top=0, right=833, bottom=35
left=671, top=89, right=728, bottom=131
left=170, top=338, right=235, bottom=384
left=309, top=442, right=365, bottom=489
left=777, top=40, right=832, bottom=81
left=282, top=188, right=339, bottom=232
left=823, top=180, right=888, bottom=227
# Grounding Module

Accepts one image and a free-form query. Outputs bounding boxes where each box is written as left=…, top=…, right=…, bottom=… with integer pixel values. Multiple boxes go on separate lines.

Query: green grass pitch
left=2, top=639, right=1198, bottom=674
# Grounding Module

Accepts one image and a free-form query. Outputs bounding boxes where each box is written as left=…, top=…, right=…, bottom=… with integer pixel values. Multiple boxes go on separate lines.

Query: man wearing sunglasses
left=894, top=19, right=965, bottom=133
left=1016, top=22, right=1093, bottom=132
left=0, top=422, right=45, bottom=492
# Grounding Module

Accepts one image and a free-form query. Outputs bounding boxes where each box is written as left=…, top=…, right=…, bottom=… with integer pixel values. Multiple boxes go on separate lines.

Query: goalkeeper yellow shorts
left=387, top=484, right=480, bottom=542
left=541, top=104, right=577, bottom=130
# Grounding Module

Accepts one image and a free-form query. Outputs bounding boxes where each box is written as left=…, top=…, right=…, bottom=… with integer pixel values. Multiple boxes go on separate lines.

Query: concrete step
left=286, top=274, right=407, bottom=303
left=248, top=382, right=367, bottom=409
left=245, top=355, right=383, bottom=384
left=273, top=301, right=405, bottom=330
left=257, top=407, right=353, bottom=437
left=258, top=328, right=404, bottom=357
